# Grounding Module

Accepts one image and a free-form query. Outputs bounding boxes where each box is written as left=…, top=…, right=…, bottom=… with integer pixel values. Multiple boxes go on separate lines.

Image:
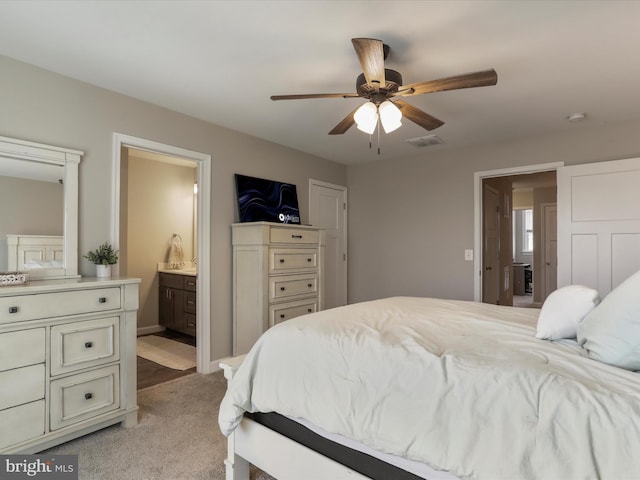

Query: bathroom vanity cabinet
left=159, top=272, right=196, bottom=338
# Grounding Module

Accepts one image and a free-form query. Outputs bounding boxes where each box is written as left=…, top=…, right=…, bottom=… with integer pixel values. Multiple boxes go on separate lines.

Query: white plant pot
left=96, top=264, right=112, bottom=278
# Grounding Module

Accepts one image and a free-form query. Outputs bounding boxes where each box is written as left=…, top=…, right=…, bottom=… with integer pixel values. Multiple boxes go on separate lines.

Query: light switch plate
left=464, top=249, right=473, bottom=261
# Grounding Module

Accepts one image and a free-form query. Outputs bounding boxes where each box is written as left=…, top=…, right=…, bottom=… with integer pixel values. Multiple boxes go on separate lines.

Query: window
left=522, top=209, right=533, bottom=253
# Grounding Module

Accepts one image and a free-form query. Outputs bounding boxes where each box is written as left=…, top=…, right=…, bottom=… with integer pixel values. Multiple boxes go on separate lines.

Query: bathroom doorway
left=112, top=134, right=212, bottom=383
left=124, top=148, right=198, bottom=388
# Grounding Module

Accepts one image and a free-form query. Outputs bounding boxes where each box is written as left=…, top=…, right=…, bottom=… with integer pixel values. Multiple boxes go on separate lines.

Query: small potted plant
left=84, top=241, right=119, bottom=278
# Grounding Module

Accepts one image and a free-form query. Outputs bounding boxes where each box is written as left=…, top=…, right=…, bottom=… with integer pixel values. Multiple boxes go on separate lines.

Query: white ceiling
left=1, top=1, right=640, bottom=165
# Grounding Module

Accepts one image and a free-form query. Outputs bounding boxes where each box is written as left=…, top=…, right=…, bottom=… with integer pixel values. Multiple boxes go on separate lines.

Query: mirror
left=0, top=135, right=82, bottom=279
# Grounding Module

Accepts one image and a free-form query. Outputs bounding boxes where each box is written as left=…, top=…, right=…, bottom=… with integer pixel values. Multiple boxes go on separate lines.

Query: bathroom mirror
left=0, top=135, right=82, bottom=279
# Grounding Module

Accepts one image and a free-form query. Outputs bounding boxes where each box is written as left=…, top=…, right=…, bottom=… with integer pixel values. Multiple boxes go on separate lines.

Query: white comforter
left=218, top=297, right=640, bottom=480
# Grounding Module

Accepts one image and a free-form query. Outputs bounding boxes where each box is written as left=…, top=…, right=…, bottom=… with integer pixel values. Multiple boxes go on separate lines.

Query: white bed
left=219, top=279, right=640, bottom=479
left=6, top=234, right=64, bottom=277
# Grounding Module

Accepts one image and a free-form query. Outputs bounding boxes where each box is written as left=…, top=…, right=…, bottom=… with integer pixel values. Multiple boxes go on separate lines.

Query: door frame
left=541, top=202, right=558, bottom=301
left=473, top=162, right=563, bottom=302
left=309, top=178, right=348, bottom=307
left=112, top=133, right=213, bottom=373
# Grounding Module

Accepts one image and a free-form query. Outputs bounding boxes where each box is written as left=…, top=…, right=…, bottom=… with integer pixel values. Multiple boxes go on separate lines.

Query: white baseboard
left=137, top=325, right=166, bottom=337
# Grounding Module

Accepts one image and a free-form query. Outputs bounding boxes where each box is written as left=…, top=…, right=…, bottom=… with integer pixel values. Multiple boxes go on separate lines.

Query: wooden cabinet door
left=159, top=285, right=173, bottom=328
left=170, top=288, right=186, bottom=332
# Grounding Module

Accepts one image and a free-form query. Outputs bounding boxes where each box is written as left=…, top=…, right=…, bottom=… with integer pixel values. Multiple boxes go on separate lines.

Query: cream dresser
left=0, top=277, right=140, bottom=453
left=232, top=222, right=325, bottom=355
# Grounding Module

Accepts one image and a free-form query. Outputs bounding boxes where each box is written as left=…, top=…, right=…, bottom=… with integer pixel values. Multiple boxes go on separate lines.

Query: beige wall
left=346, top=119, right=640, bottom=303
left=0, top=55, right=347, bottom=361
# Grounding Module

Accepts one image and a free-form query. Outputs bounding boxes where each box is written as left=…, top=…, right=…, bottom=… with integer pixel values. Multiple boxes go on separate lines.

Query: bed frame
left=6, top=234, right=65, bottom=278
left=220, top=356, right=371, bottom=480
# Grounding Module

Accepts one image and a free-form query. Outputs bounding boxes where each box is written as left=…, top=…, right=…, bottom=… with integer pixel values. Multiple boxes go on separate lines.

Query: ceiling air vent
left=405, top=134, right=445, bottom=148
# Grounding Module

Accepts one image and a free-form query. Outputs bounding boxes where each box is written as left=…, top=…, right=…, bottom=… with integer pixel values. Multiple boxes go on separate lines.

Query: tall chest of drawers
left=0, top=277, right=140, bottom=453
left=232, top=222, right=325, bottom=355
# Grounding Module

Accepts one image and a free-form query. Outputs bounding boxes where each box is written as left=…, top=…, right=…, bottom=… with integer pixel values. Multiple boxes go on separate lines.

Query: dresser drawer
left=269, top=274, right=318, bottom=301
left=50, top=365, right=120, bottom=430
left=270, top=227, right=320, bottom=245
left=184, top=291, right=196, bottom=314
left=269, top=299, right=317, bottom=327
left=183, top=276, right=197, bottom=292
left=0, top=328, right=45, bottom=371
left=269, top=248, right=318, bottom=273
left=0, top=287, right=121, bottom=323
left=51, top=317, right=120, bottom=376
left=184, top=313, right=196, bottom=337
left=0, top=364, right=45, bottom=410
left=0, top=400, right=45, bottom=449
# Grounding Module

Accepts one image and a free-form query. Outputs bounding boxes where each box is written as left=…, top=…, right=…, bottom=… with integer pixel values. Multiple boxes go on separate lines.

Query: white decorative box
left=0, top=272, right=30, bottom=286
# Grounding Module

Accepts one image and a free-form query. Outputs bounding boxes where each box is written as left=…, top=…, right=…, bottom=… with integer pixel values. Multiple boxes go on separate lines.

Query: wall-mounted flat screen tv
left=234, top=174, right=301, bottom=224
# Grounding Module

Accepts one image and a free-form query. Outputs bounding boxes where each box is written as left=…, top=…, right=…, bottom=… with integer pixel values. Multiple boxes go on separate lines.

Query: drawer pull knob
left=8, top=306, right=18, bottom=314
left=291, top=234, right=303, bottom=239
left=307, top=258, right=312, bottom=262
left=307, top=283, right=313, bottom=288
left=279, top=259, right=285, bottom=263
left=98, top=297, right=107, bottom=303
left=280, top=314, right=285, bottom=319
left=307, top=308, right=313, bottom=313
left=85, top=341, right=93, bottom=348
left=85, top=393, right=93, bottom=400
left=280, top=287, right=285, bottom=291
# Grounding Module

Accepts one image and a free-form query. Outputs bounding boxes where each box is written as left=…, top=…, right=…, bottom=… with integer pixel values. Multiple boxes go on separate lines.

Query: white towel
left=168, top=234, right=185, bottom=269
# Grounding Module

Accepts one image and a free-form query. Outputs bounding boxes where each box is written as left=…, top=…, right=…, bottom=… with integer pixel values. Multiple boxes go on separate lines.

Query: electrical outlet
left=464, top=249, right=473, bottom=261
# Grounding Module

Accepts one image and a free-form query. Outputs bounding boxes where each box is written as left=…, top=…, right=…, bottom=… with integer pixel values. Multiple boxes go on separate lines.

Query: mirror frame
left=0, top=135, right=83, bottom=279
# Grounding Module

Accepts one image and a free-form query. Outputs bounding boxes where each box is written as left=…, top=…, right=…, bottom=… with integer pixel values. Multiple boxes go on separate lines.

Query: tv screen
left=234, top=174, right=301, bottom=224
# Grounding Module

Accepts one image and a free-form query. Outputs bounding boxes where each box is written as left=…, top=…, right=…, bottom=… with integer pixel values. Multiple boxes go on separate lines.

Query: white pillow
left=536, top=285, right=600, bottom=340
left=577, top=270, right=640, bottom=370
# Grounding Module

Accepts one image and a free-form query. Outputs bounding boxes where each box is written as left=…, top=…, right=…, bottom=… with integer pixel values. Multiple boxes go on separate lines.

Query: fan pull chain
left=377, top=117, right=381, bottom=155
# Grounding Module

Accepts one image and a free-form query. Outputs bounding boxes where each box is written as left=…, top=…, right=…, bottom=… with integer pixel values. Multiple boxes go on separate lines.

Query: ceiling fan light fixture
left=354, top=102, right=378, bottom=134
left=379, top=100, right=402, bottom=133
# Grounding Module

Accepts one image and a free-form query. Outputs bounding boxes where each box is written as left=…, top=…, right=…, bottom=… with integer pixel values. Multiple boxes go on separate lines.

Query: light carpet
left=137, top=335, right=196, bottom=370
left=44, top=372, right=274, bottom=480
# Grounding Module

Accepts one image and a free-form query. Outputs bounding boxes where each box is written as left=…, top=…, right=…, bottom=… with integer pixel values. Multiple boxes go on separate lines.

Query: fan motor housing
left=356, top=69, right=403, bottom=99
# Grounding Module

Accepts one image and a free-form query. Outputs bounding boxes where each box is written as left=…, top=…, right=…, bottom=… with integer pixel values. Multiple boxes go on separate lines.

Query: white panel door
left=558, top=157, right=640, bottom=296
left=309, top=180, right=347, bottom=309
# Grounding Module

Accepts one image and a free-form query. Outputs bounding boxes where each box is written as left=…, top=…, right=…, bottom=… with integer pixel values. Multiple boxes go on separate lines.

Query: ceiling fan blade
left=328, top=106, right=360, bottom=135
left=351, top=38, right=386, bottom=91
left=398, top=69, right=498, bottom=96
left=271, top=93, right=360, bottom=100
left=394, top=99, right=444, bottom=131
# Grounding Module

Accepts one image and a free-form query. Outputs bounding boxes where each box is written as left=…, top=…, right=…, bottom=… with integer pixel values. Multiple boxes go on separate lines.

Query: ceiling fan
left=271, top=38, right=498, bottom=136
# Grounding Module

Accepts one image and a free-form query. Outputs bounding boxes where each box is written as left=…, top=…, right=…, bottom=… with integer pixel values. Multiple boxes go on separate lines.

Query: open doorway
left=112, top=133, right=212, bottom=385
left=474, top=163, right=561, bottom=306
left=122, top=148, right=198, bottom=388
